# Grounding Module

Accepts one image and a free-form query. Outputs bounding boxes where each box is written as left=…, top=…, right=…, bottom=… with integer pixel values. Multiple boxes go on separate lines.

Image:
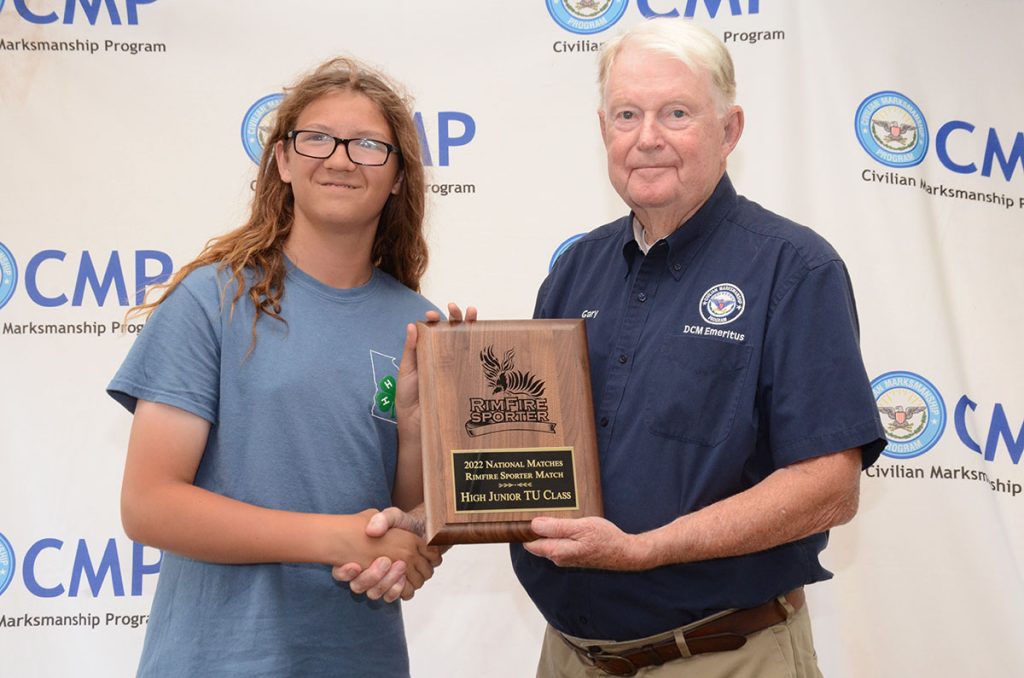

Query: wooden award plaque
left=417, top=319, right=602, bottom=545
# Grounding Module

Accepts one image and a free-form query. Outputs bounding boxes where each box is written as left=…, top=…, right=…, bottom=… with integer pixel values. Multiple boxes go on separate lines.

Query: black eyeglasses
left=286, top=130, right=400, bottom=166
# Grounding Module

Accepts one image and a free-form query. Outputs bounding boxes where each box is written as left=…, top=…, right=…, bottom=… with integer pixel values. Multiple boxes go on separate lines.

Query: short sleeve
left=533, top=273, right=554, bottom=319
left=107, top=274, right=222, bottom=424
left=761, top=260, right=885, bottom=468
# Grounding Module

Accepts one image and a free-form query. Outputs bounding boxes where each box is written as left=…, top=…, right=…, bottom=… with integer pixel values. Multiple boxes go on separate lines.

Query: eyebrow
left=606, top=99, right=695, bottom=110
left=297, top=123, right=393, bottom=140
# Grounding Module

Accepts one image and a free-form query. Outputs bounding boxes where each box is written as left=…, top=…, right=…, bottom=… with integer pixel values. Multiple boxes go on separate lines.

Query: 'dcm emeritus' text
left=0, top=612, right=149, bottom=630
left=0, top=38, right=167, bottom=55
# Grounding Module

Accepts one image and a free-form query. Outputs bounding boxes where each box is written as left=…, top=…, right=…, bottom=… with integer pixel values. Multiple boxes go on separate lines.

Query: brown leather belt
left=561, top=588, right=805, bottom=677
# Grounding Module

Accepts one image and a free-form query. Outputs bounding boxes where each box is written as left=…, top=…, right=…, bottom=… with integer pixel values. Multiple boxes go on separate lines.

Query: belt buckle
left=584, top=648, right=638, bottom=677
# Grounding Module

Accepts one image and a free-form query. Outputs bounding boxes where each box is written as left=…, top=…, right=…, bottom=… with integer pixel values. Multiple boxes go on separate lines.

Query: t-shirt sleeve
left=533, top=274, right=554, bottom=320
left=107, top=276, right=222, bottom=424
left=762, top=259, right=886, bottom=469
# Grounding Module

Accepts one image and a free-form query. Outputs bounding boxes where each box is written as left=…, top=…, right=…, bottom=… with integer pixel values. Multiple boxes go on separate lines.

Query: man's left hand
left=523, top=516, right=652, bottom=571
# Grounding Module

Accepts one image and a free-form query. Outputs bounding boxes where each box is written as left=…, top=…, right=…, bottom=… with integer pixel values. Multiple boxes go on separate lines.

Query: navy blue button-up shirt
left=511, top=175, right=885, bottom=640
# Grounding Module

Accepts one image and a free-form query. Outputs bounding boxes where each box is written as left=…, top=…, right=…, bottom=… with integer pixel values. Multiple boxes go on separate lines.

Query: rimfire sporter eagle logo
left=480, top=346, right=545, bottom=398
left=466, top=346, right=556, bottom=437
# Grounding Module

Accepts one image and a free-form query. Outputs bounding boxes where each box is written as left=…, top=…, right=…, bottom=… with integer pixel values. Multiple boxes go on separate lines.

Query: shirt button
left=618, top=354, right=627, bottom=364
left=673, top=263, right=681, bottom=272
left=637, top=292, right=647, bottom=302
left=600, top=417, right=609, bottom=427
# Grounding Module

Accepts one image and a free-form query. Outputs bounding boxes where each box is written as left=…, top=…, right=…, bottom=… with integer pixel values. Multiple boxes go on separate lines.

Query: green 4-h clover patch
left=375, top=375, right=397, bottom=416
left=370, top=349, right=400, bottom=423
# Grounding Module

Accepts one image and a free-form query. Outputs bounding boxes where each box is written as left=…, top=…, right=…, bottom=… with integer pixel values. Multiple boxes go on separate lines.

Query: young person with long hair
left=109, top=56, right=453, bottom=677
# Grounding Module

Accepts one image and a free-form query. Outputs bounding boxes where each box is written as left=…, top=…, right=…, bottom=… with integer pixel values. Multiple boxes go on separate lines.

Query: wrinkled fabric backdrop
left=1, top=2, right=1021, bottom=676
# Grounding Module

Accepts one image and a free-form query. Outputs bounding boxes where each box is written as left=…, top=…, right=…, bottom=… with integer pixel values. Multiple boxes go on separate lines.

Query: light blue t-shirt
left=108, top=260, right=439, bottom=677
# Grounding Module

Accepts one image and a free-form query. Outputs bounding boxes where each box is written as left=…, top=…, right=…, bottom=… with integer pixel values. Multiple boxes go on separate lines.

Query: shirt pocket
left=645, top=335, right=752, bottom=447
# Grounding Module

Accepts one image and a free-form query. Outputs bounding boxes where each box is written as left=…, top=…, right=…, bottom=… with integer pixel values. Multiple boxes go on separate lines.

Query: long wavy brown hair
left=130, top=57, right=428, bottom=346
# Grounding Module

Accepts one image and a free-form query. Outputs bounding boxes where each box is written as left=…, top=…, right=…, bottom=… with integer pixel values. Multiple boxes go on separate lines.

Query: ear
left=721, top=105, right=744, bottom=158
left=274, top=141, right=292, bottom=183
left=391, top=169, right=403, bottom=196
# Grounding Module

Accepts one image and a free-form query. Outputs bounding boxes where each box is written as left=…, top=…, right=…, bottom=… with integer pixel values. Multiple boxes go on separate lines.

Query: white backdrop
left=1, top=1, right=1022, bottom=676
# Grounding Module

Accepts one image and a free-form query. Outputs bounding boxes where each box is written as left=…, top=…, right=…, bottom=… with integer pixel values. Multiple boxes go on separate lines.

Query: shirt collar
left=619, top=173, right=738, bottom=279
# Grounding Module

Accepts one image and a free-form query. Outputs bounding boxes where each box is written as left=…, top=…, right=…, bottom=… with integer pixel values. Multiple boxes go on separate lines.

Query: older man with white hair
left=510, top=20, right=886, bottom=677
left=336, top=18, right=886, bottom=678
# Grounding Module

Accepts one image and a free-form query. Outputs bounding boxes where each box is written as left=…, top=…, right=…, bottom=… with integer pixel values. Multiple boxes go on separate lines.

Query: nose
left=323, top=143, right=358, bottom=170
left=636, top=117, right=664, bottom=151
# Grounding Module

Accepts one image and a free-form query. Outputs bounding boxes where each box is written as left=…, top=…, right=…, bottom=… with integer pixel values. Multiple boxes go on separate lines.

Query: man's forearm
left=637, top=448, right=863, bottom=569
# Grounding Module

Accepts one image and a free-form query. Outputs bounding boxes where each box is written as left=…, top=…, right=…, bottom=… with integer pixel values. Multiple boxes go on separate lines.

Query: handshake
left=332, top=506, right=444, bottom=603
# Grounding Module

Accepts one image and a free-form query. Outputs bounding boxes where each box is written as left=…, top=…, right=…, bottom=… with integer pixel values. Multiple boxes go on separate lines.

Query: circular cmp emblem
left=0, top=241, right=18, bottom=310
left=546, top=0, right=629, bottom=35
left=855, top=90, right=929, bottom=168
left=549, top=233, right=586, bottom=271
left=872, top=371, right=946, bottom=459
left=0, top=533, right=15, bottom=597
left=699, top=283, right=745, bottom=325
left=241, top=93, right=284, bottom=164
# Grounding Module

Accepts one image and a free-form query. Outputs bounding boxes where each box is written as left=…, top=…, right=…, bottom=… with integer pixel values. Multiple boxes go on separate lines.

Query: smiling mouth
left=320, top=182, right=360, bottom=189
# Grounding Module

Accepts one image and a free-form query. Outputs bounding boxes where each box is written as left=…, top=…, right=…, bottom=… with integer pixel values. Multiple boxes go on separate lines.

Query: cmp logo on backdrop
left=0, top=534, right=161, bottom=599
left=855, top=91, right=929, bottom=168
left=546, top=0, right=629, bottom=34
left=856, top=90, right=1024, bottom=182
left=0, top=533, right=14, bottom=596
left=0, top=0, right=157, bottom=24
left=872, top=371, right=946, bottom=460
left=0, top=246, right=172, bottom=310
left=547, top=0, right=762, bottom=34
left=0, top=242, right=17, bottom=310
left=241, top=93, right=284, bottom=165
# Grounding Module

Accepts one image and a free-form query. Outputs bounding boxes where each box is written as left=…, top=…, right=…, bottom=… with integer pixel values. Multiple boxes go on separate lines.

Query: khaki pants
left=536, top=601, right=823, bottom=678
